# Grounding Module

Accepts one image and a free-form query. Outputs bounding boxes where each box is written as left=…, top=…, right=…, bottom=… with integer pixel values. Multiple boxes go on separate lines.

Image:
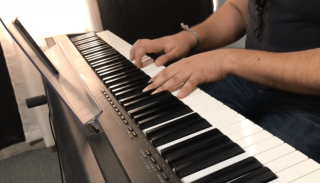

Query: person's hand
left=130, top=31, right=198, bottom=68
left=143, top=49, right=232, bottom=99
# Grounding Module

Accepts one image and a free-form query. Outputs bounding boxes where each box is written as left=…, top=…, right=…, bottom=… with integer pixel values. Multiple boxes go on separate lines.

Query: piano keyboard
left=69, top=31, right=320, bottom=183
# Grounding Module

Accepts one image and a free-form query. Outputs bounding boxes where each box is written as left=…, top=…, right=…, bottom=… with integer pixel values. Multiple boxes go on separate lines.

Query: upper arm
left=225, top=0, right=249, bottom=24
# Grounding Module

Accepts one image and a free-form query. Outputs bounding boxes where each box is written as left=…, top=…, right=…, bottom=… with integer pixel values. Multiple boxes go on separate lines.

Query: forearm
left=191, top=0, right=248, bottom=51
left=226, top=48, right=320, bottom=95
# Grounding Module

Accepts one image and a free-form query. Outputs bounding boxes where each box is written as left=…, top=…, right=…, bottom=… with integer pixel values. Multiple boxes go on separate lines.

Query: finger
left=143, top=67, right=180, bottom=92
left=177, top=76, right=199, bottom=99
left=154, top=50, right=180, bottom=67
left=130, top=42, right=138, bottom=61
left=152, top=72, right=190, bottom=95
left=134, top=46, right=147, bottom=68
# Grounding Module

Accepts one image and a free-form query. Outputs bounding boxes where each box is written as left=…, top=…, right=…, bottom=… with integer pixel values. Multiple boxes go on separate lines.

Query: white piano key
left=181, top=153, right=250, bottom=183
left=156, top=126, right=216, bottom=153
left=291, top=169, right=320, bottom=183
left=227, top=125, right=264, bottom=142
left=179, top=88, right=204, bottom=101
left=192, top=100, right=224, bottom=114
left=203, top=110, right=238, bottom=125
left=144, top=66, right=164, bottom=76
left=235, top=130, right=273, bottom=148
left=268, top=178, right=288, bottom=183
left=140, top=63, right=157, bottom=72
left=142, top=112, right=195, bottom=135
left=219, top=119, right=254, bottom=134
left=244, top=136, right=283, bottom=156
left=275, top=159, right=320, bottom=182
left=199, top=105, right=230, bottom=119
left=182, top=94, right=214, bottom=106
left=148, top=68, right=165, bottom=77
left=265, top=151, right=308, bottom=173
left=254, top=143, right=295, bottom=164
left=181, top=94, right=208, bottom=105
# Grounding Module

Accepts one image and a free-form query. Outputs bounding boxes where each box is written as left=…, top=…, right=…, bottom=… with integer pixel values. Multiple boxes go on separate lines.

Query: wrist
left=177, top=30, right=199, bottom=50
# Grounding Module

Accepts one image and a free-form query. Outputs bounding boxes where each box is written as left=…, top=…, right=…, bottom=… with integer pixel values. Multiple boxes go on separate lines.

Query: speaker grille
left=88, top=132, right=131, bottom=183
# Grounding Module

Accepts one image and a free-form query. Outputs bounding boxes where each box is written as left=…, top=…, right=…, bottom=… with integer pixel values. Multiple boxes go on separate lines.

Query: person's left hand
left=143, top=49, right=232, bottom=99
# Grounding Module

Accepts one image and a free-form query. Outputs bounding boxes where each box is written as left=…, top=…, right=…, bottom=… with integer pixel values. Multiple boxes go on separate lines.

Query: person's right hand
left=130, top=31, right=198, bottom=68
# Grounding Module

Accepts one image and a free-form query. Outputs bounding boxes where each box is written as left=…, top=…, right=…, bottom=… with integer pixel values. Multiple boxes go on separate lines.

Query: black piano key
left=111, top=80, right=148, bottom=94
left=95, top=60, right=132, bottom=73
left=104, top=72, right=149, bottom=87
left=150, top=118, right=211, bottom=147
left=110, top=78, right=150, bottom=93
left=98, top=65, right=138, bottom=79
left=160, top=129, right=223, bottom=159
left=192, top=157, right=263, bottom=183
left=173, top=143, right=245, bottom=178
left=90, top=54, right=123, bottom=65
left=81, top=45, right=112, bottom=55
left=119, top=89, right=155, bottom=105
left=146, top=113, right=200, bottom=139
left=84, top=49, right=117, bottom=59
left=107, top=75, right=150, bottom=90
left=70, top=32, right=96, bottom=42
left=137, top=105, right=192, bottom=130
left=77, top=40, right=106, bottom=48
left=167, top=135, right=233, bottom=168
left=86, top=52, right=119, bottom=62
left=123, top=91, right=172, bottom=111
left=114, top=84, right=149, bottom=100
left=128, top=96, right=178, bottom=118
left=77, top=41, right=106, bottom=51
left=91, top=57, right=127, bottom=68
left=73, top=36, right=101, bottom=46
left=230, top=167, right=277, bottom=183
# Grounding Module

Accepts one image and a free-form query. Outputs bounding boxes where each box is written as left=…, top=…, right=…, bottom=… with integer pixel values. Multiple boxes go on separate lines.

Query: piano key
left=192, top=157, right=263, bottom=183
left=167, top=135, right=233, bottom=168
left=114, top=85, right=149, bottom=100
left=235, top=130, right=273, bottom=148
left=85, top=49, right=117, bottom=60
left=230, top=167, right=277, bottom=183
left=73, top=36, right=101, bottom=45
left=265, top=151, right=308, bottom=173
left=225, top=124, right=263, bottom=142
left=142, top=112, right=196, bottom=135
left=112, top=81, right=149, bottom=95
left=91, top=56, right=126, bottom=67
left=159, top=128, right=223, bottom=159
left=98, top=66, right=139, bottom=79
left=77, top=41, right=106, bottom=51
left=274, top=159, right=320, bottom=183
left=204, top=110, right=237, bottom=125
left=104, top=71, right=146, bottom=87
left=197, top=105, right=230, bottom=119
left=150, top=118, right=211, bottom=147
left=254, top=143, right=295, bottom=164
left=244, top=136, right=283, bottom=156
left=119, top=89, right=155, bottom=105
left=137, top=106, right=193, bottom=130
left=173, top=143, right=244, bottom=178
left=146, top=113, right=201, bottom=139
left=219, top=119, right=253, bottom=134
left=181, top=153, right=250, bottom=183
left=123, top=91, right=172, bottom=111
left=96, top=61, right=133, bottom=74
left=107, top=75, right=151, bottom=90
left=81, top=44, right=111, bottom=55
left=86, top=52, right=119, bottom=62
left=70, top=32, right=96, bottom=42
left=182, top=94, right=213, bottom=106
left=291, top=169, right=320, bottom=183
left=148, top=68, right=165, bottom=77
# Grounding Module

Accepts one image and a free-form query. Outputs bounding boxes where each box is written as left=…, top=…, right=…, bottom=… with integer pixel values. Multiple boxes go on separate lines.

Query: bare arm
left=227, top=48, right=320, bottom=95
left=130, top=0, right=249, bottom=67
left=192, top=0, right=248, bottom=51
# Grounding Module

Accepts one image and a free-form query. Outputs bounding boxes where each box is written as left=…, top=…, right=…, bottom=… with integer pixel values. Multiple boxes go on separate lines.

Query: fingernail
left=155, top=60, right=162, bottom=67
left=177, top=92, right=184, bottom=99
left=148, top=79, right=153, bottom=83
left=142, top=87, right=149, bottom=92
left=151, top=90, right=159, bottom=95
